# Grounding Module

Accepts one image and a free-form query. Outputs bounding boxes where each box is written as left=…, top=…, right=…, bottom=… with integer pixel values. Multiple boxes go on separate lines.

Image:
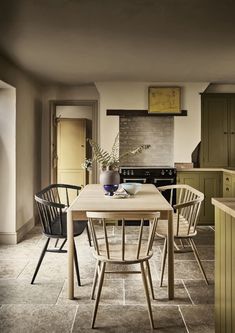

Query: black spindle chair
left=32, top=183, right=89, bottom=285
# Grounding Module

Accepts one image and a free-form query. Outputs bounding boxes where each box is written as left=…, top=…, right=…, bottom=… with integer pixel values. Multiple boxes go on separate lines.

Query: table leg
left=67, top=209, right=74, bottom=299
left=167, top=210, right=174, bottom=299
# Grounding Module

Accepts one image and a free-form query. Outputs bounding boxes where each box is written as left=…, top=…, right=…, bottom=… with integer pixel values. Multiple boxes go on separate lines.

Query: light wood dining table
left=67, top=184, right=174, bottom=300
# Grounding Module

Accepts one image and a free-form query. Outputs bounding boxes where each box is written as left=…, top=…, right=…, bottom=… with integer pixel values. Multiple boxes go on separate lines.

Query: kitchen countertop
left=212, top=197, right=235, bottom=219
left=176, top=168, right=235, bottom=174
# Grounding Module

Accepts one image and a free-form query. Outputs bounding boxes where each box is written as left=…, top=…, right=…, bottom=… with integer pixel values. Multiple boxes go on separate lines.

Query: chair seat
left=156, top=214, right=196, bottom=238
left=92, top=243, right=152, bottom=263
left=46, top=212, right=87, bottom=238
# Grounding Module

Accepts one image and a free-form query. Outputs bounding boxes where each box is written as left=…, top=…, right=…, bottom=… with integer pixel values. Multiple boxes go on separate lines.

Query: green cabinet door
left=229, top=97, right=235, bottom=167
left=201, top=95, right=228, bottom=167
left=177, top=172, right=200, bottom=190
left=177, top=171, right=222, bottom=225
left=199, top=172, right=221, bottom=225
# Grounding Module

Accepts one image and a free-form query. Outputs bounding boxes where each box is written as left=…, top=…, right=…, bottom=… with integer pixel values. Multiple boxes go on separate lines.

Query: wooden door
left=201, top=95, right=228, bottom=167
left=57, top=119, right=86, bottom=188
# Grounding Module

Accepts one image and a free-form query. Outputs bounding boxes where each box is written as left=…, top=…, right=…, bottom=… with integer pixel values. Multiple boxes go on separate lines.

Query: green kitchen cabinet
left=178, top=171, right=222, bottom=225
left=223, top=172, right=235, bottom=197
left=201, top=93, right=235, bottom=168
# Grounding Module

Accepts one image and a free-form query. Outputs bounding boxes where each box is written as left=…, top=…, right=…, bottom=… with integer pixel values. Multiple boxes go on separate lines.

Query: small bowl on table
left=120, top=183, right=142, bottom=195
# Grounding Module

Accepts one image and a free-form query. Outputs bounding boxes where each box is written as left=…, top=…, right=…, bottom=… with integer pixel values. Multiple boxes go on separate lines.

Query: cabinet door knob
left=224, top=131, right=228, bottom=134
left=231, top=132, right=235, bottom=134
left=226, top=177, right=229, bottom=181
left=226, top=187, right=230, bottom=191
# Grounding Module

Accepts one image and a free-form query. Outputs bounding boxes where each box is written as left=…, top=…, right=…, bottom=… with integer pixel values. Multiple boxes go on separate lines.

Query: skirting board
left=0, top=218, right=35, bottom=245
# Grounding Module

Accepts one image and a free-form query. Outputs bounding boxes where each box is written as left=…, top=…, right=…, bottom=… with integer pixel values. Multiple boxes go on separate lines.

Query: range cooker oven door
left=153, top=177, right=176, bottom=205
left=153, top=178, right=175, bottom=187
left=122, top=178, right=147, bottom=184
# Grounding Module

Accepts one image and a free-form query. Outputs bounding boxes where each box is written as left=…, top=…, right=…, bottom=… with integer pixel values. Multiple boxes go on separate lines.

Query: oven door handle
left=123, top=178, right=147, bottom=183
left=153, top=178, right=175, bottom=184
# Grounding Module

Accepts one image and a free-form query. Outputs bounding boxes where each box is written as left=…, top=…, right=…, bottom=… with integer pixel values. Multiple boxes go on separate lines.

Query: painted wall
left=41, top=85, right=99, bottom=187
left=95, top=82, right=209, bottom=163
left=0, top=55, right=42, bottom=242
left=0, top=86, right=16, bottom=235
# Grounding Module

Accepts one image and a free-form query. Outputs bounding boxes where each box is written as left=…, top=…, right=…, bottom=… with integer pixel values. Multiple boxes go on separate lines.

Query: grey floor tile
left=180, top=304, right=215, bottom=333
left=0, top=279, right=63, bottom=304
left=125, top=279, right=191, bottom=305
left=0, top=304, right=77, bottom=333
left=183, top=280, right=214, bottom=304
left=72, top=304, right=187, bottom=333
left=159, top=245, right=215, bottom=261
left=0, top=260, right=29, bottom=279
left=57, top=278, right=124, bottom=306
left=157, top=260, right=214, bottom=282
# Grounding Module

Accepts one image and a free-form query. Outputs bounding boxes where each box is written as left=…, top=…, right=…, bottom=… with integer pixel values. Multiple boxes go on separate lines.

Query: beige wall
left=41, top=85, right=99, bottom=187
left=0, top=86, right=16, bottom=235
left=0, top=55, right=42, bottom=243
left=95, top=82, right=209, bottom=163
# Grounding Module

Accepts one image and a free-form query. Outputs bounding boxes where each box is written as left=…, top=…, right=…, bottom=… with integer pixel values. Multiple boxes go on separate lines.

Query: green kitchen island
left=212, top=198, right=235, bottom=333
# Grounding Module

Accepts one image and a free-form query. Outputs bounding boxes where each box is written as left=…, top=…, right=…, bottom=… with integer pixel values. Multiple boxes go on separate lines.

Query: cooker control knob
left=131, top=170, right=134, bottom=175
left=169, top=170, right=172, bottom=176
left=127, top=170, right=130, bottom=176
left=123, top=170, right=126, bottom=176
left=161, top=170, right=165, bottom=176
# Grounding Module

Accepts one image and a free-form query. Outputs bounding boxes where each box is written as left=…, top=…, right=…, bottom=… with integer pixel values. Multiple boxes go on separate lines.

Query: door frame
left=49, top=100, right=98, bottom=184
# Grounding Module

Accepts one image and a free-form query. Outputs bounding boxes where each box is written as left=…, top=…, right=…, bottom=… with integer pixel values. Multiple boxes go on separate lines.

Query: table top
left=69, top=184, right=173, bottom=213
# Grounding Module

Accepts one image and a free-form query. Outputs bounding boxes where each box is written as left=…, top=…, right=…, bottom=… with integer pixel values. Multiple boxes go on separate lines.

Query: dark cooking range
left=119, top=166, right=177, bottom=204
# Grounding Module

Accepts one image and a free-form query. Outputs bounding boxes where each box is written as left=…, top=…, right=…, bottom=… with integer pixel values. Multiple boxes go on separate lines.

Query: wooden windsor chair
left=87, top=211, right=160, bottom=329
left=156, top=184, right=208, bottom=286
left=32, top=183, right=89, bottom=285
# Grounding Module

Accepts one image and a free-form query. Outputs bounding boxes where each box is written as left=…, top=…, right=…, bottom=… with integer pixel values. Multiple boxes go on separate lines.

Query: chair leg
left=73, top=240, right=81, bottom=286
left=86, top=224, right=92, bottom=247
left=59, top=239, right=67, bottom=251
left=91, top=260, right=100, bottom=300
left=189, top=238, right=209, bottom=285
left=31, top=238, right=50, bottom=284
left=55, top=238, right=59, bottom=247
left=160, top=238, right=167, bottom=287
left=91, top=262, right=106, bottom=328
left=145, top=261, right=155, bottom=300
left=140, top=262, right=154, bottom=329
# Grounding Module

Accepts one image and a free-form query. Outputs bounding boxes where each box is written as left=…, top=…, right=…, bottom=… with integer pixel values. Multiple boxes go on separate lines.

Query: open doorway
left=50, top=100, right=98, bottom=186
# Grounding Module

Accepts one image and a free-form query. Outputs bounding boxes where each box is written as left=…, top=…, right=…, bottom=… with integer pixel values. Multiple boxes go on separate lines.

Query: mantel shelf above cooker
left=106, top=109, right=187, bottom=117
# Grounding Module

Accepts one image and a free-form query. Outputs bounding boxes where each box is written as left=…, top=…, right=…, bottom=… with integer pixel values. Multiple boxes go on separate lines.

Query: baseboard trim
left=0, top=218, right=35, bottom=245
left=16, top=218, right=35, bottom=243
left=0, top=232, right=17, bottom=245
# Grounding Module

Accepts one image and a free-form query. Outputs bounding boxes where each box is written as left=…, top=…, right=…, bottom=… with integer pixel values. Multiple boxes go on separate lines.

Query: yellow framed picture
left=148, top=87, right=181, bottom=113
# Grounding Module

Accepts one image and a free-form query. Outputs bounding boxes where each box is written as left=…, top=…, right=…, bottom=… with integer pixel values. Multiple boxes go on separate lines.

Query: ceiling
left=1, top=0, right=235, bottom=85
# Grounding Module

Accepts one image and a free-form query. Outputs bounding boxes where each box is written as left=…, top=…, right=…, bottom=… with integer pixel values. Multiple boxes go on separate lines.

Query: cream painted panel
left=57, top=119, right=86, bottom=188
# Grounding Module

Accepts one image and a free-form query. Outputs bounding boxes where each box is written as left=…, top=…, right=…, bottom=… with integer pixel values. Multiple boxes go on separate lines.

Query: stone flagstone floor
left=0, top=225, right=215, bottom=332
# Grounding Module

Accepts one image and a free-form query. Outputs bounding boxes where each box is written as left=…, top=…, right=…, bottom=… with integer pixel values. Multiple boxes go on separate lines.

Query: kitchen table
left=67, top=184, right=174, bottom=299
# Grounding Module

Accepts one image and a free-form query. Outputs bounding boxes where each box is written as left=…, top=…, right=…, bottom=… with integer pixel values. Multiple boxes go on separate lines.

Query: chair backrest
left=157, top=184, right=204, bottom=237
left=86, top=211, right=160, bottom=264
left=35, top=184, right=81, bottom=236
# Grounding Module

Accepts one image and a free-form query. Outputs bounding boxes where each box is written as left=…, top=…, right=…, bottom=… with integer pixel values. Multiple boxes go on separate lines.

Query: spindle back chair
left=156, top=184, right=208, bottom=286
left=87, top=211, right=160, bottom=329
left=32, top=184, right=88, bottom=285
